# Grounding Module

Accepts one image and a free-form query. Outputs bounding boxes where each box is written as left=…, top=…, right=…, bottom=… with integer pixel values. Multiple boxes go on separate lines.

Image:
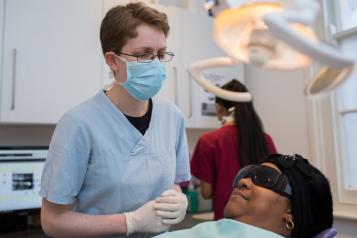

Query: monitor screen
left=0, top=147, right=48, bottom=213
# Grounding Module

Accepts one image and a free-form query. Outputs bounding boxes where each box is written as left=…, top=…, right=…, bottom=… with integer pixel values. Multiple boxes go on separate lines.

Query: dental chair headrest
left=313, top=228, right=337, bottom=238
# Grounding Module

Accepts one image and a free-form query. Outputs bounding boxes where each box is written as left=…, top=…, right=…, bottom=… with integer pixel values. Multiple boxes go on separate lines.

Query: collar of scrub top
left=188, top=0, right=355, bottom=102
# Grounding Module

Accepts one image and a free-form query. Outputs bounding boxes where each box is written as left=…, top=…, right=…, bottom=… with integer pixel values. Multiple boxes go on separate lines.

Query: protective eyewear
left=232, top=164, right=292, bottom=198
left=117, top=52, right=174, bottom=63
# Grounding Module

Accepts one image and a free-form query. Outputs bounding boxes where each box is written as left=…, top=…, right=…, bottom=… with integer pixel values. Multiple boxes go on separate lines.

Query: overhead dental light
left=189, top=0, right=355, bottom=101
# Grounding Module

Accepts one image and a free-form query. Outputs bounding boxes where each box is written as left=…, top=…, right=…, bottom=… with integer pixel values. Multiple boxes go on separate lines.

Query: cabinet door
left=1, top=0, right=103, bottom=124
left=181, top=11, right=244, bottom=129
left=101, top=0, right=124, bottom=89
left=0, top=0, right=4, bottom=90
left=152, top=5, right=181, bottom=106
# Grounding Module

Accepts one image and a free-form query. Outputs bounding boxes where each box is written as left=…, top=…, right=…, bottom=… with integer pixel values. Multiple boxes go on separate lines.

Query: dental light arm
left=263, top=0, right=354, bottom=68
left=188, top=57, right=252, bottom=102
left=279, top=0, right=319, bottom=25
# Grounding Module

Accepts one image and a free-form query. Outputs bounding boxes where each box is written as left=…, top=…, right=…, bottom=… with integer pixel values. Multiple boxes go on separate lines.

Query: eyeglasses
left=232, top=164, right=292, bottom=198
left=117, top=52, right=175, bottom=63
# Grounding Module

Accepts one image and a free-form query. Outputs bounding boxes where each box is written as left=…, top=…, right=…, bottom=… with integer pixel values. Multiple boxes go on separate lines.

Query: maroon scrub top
left=190, top=124, right=277, bottom=220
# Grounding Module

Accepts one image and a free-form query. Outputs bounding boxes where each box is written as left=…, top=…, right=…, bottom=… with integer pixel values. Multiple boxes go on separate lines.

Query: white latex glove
left=154, top=189, right=188, bottom=225
left=124, top=200, right=170, bottom=235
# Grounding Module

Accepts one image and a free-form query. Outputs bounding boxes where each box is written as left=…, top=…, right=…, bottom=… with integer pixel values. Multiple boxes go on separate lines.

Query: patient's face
left=224, top=163, right=291, bottom=231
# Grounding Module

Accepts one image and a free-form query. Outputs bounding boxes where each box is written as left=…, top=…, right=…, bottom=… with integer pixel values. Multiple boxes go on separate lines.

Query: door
left=0, top=0, right=103, bottom=123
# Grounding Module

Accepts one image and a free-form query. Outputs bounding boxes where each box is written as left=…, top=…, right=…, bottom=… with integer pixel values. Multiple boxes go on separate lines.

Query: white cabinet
left=180, top=11, right=244, bottom=129
left=0, top=0, right=244, bottom=127
left=0, top=1, right=4, bottom=98
left=154, top=5, right=244, bottom=129
left=0, top=0, right=103, bottom=124
left=152, top=5, right=182, bottom=106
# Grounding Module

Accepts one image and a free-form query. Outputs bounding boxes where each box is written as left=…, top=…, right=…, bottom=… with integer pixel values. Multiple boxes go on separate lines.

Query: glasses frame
left=117, top=52, right=175, bottom=63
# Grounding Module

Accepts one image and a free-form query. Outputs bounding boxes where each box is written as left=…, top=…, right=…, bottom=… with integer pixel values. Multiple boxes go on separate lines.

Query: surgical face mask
left=232, top=164, right=292, bottom=198
left=113, top=56, right=166, bottom=101
left=219, top=107, right=235, bottom=125
left=220, top=114, right=234, bottom=125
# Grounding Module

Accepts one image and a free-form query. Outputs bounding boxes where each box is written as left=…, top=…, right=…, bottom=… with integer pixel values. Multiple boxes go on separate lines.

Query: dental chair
left=313, top=228, right=337, bottom=238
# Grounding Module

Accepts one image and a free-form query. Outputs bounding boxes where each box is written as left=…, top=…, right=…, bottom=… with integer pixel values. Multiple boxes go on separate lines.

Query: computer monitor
left=0, top=147, right=48, bottom=213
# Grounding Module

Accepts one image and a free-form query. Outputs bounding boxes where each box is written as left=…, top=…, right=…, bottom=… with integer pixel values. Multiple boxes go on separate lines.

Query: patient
left=155, top=154, right=333, bottom=238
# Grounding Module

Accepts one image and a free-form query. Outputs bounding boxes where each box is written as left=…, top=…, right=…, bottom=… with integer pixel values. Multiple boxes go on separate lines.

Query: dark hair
left=100, top=2, right=169, bottom=54
left=215, top=79, right=269, bottom=166
left=264, top=154, right=333, bottom=238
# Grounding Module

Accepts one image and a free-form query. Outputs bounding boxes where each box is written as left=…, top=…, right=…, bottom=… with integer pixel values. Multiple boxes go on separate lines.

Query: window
left=334, top=34, right=357, bottom=204
left=312, top=0, right=357, bottom=219
left=334, top=0, right=357, bottom=32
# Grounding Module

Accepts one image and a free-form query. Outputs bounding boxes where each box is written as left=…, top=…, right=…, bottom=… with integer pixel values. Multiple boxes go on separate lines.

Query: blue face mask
left=113, top=58, right=166, bottom=101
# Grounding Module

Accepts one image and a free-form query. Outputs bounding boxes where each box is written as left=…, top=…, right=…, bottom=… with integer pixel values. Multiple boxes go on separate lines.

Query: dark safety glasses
left=232, top=164, right=292, bottom=198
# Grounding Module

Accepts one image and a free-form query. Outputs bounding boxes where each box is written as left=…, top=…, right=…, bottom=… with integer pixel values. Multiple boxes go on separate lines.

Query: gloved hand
left=154, top=189, right=188, bottom=225
left=124, top=200, right=170, bottom=235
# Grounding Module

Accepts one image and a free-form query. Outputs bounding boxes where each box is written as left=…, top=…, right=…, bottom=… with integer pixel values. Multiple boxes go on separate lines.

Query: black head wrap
left=263, top=154, right=333, bottom=238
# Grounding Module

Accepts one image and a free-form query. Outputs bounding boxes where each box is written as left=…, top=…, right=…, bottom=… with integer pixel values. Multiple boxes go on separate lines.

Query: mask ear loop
left=112, top=54, right=128, bottom=86
left=219, top=106, right=235, bottom=125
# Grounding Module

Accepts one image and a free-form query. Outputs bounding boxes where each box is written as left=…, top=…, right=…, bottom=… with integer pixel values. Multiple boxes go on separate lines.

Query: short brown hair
left=100, top=2, right=169, bottom=54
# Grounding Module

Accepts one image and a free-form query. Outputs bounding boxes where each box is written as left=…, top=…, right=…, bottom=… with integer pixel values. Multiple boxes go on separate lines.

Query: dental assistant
left=191, top=80, right=277, bottom=220
left=40, top=3, right=190, bottom=237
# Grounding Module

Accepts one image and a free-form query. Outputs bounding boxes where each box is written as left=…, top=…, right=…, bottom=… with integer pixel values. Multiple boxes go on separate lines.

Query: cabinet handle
left=188, top=70, right=192, bottom=119
left=11, top=49, right=17, bottom=111
left=173, top=66, right=178, bottom=105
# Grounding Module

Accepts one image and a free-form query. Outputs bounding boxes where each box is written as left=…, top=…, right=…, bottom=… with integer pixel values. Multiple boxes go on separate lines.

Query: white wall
left=244, top=65, right=311, bottom=157
left=158, top=0, right=206, bottom=14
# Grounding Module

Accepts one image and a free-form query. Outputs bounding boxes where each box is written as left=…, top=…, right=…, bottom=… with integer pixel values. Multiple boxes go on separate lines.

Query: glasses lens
left=137, top=53, right=155, bottom=63
left=159, top=52, right=174, bottom=62
left=251, top=166, right=280, bottom=189
left=232, top=164, right=258, bottom=188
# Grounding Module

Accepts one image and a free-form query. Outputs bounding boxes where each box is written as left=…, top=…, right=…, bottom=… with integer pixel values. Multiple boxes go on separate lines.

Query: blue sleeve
left=174, top=114, right=191, bottom=184
left=40, top=113, right=91, bottom=205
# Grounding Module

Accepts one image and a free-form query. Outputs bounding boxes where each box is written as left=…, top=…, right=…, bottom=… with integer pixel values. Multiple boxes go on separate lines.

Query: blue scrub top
left=40, top=91, right=191, bottom=236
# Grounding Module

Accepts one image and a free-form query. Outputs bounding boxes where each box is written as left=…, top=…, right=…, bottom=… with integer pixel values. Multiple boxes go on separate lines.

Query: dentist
left=40, top=2, right=190, bottom=237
